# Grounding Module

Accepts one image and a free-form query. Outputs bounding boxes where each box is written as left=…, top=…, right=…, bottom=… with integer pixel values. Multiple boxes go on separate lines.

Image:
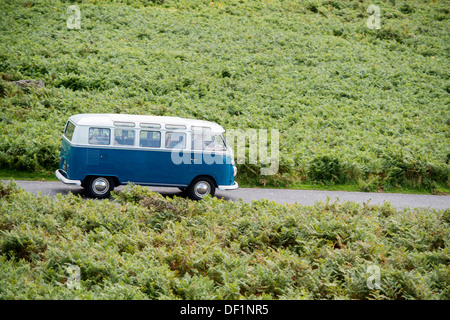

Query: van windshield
left=192, top=132, right=227, bottom=151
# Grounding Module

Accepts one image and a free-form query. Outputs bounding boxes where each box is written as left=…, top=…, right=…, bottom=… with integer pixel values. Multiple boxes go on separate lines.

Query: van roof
left=68, top=113, right=225, bottom=132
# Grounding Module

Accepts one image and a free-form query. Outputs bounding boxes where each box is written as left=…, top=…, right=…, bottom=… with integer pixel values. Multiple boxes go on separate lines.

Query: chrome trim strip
left=55, top=169, right=82, bottom=186
left=121, top=182, right=188, bottom=188
left=217, top=182, right=239, bottom=191
left=65, top=141, right=229, bottom=155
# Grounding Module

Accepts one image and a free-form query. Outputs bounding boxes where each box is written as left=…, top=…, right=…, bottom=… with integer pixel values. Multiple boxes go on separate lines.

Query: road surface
left=3, top=180, right=449, bottom=210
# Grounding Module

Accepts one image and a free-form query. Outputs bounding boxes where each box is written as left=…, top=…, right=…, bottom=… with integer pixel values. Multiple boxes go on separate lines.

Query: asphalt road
left=4, top=180, right=449, bottom=210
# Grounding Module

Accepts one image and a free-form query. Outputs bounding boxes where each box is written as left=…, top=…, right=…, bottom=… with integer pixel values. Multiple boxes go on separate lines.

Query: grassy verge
left=238, top=180, right=450, bottom=195
left=0, top=169, right=58, bottom=182
left=0, top=181, right=448, bottom=300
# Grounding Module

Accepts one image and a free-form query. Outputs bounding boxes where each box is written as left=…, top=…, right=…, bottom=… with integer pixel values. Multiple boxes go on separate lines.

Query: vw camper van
left=55, top=114, right=238, bottom=199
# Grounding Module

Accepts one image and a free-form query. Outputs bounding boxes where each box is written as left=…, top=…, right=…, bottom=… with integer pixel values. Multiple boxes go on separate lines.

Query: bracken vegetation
left=0, top=181, right=448, bottom=299
left=0, top=0, right=449, bottom=192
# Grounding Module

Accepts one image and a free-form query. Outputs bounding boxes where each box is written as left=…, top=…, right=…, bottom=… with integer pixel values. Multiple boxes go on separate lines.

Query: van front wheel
left=187, top=177, right=215, bottom=200
left=85, top=176, right=114, bottom=199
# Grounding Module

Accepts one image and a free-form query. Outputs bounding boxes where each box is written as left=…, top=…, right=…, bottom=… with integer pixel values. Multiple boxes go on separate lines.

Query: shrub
left=0, top=229, right=47, bottom=262
left=0, top=181, right=21, bottom=199
left=0, top=185, right=448, bottom=299
left=308, top=155, right=346, bottom=184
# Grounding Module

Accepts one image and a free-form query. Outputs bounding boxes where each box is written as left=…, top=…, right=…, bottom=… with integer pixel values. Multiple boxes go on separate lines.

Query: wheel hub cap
left=93, top=178, right=109, bottom=194
left=194, top=182, right=210, bottom=197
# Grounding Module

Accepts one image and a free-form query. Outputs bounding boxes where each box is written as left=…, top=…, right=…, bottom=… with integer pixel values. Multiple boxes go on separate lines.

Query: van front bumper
left=218, top=182, right=239, bottom=191
left=55, top=169, right=82, bottom=186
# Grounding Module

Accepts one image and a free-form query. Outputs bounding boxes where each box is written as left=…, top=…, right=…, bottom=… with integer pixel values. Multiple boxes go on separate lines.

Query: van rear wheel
left=187, top=177, right=215, bottom=200
left=85, top=176, right=114, bottom=199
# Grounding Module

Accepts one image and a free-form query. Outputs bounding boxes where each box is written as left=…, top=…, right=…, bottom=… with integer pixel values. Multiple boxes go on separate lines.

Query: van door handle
left=191, top=158, right=198, bottom=161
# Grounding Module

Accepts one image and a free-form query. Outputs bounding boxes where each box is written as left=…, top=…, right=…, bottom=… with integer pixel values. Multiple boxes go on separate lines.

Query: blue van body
left=58, top=139, right=235, bottom=187
left=56, top=114, right=238, bottom=199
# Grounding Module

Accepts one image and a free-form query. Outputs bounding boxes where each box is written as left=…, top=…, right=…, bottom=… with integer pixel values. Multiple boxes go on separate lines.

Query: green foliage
left=308, top=155, right=345, bottom=184
left=0, top=181, right=22, bottom=199
left=0, top=185, right=448, bottom=299
left=0, top=0, right=449, bottom=191
left=358, top=174, right=382, bottom=192
left=0, top=228, right=47, bottom=262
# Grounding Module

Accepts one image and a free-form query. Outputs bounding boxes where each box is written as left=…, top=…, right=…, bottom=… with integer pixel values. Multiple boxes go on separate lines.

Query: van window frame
left=191, top=131, right=227, bottom=151
left=139, top=130, right=161, bottom=148
left=140, top=123, right=161, bottom=129
left=88, top=127, right=111, bottom=145
left=114, top=121, right=135, bottom=128
left=165, top=131, right=187, bottom=149
left=113, top=128, right=136, bottom=147
left=166, top=124, right=186, bottom=130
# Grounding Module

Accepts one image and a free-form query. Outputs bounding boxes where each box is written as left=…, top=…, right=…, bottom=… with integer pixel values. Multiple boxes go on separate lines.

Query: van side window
left=114, top=129, right=135, bottom=146
left=114, top=121, right=135, bottom=127
left=191, top=132, right=206, bottom=150
left=64, top=121, right=76, bottom=141
left=166, top=124, right=186, bottom=130
left=140, top=123, right=161, bottom=129
left=140, top=131, right=161, bottom=148
left=165, top=132, right=186, bottom=149
left=89, top=128, right=110, bottom=145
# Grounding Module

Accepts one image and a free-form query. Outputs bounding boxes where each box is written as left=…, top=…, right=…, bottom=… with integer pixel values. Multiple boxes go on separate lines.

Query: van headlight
left=233, top=165, right=237, bottom=177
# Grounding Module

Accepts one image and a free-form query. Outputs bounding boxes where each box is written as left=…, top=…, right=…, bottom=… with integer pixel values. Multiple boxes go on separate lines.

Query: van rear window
left=64, top=121, right=76, bottom=141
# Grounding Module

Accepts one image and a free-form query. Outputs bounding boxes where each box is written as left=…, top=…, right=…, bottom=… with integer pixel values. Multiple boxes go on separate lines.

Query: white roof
left=68, top=113, right=225, bottom=132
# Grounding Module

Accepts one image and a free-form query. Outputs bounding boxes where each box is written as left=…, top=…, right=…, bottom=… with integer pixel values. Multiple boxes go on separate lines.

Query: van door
left=163, top=131, right=191, bottom=186
left=189, top=131, right=227, bottom=181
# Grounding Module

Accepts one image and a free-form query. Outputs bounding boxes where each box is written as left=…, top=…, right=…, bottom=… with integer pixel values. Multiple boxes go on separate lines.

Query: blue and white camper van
left=55, top=114, right=238, bottom=199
